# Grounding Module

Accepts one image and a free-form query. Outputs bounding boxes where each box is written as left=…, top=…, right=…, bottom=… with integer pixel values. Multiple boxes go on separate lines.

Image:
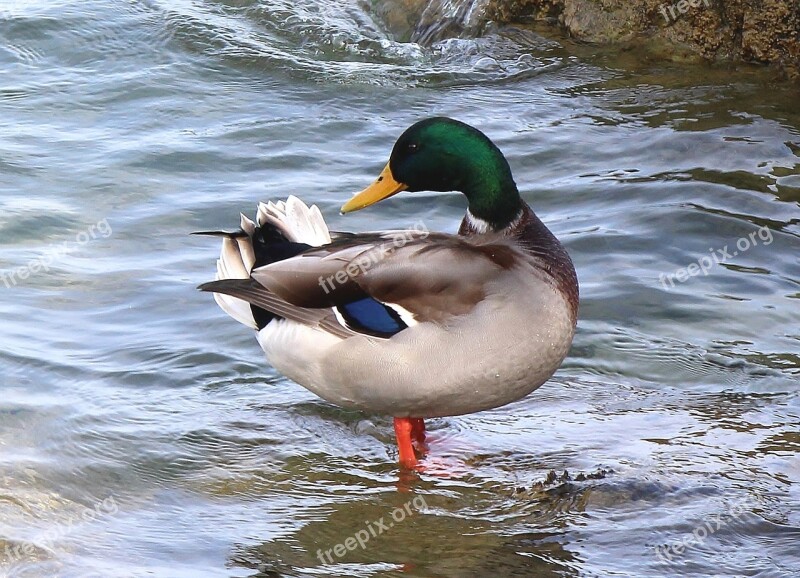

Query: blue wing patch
left=336, top=297, right=408, bottom=338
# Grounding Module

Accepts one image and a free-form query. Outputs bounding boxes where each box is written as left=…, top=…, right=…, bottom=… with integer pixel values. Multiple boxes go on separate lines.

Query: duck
left=198, top=117, right=578, bottom=468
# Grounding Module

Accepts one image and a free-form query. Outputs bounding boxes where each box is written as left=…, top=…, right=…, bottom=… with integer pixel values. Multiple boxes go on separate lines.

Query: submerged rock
left=368, top=0, right=800, bottom=78
left=369, top=0, right=491, bottom=43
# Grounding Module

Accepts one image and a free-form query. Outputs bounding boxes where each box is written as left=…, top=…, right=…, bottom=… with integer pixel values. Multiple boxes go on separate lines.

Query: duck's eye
left=407, top=142, right=419, bottom=153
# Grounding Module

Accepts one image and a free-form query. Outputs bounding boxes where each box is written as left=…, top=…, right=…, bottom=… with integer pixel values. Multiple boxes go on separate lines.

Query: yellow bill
left=341, top=163, right=408, bottom=213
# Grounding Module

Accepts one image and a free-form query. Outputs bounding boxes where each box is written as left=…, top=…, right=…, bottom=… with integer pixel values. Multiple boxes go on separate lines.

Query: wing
left=250, top=230, right=518, bottom=325
left=198, top=278, right=357, bottom=339
left=200, top=228, right=519, bottom=339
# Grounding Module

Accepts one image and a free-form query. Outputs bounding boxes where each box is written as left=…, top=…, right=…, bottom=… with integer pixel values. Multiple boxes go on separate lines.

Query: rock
left=369, top=0, right=492, bottom=44
left=366, top=0, right=799, bottom=78
left=485, top=0, right=800, bottom=78
left=368, top=0, right=428, bottom=42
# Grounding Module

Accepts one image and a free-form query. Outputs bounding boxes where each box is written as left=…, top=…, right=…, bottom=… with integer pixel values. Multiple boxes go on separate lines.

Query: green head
left=341, top=117, right=523, bottom=229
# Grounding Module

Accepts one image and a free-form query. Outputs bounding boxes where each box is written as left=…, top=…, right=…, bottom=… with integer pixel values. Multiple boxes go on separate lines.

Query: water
left=1, top=0, right=799, bottom=576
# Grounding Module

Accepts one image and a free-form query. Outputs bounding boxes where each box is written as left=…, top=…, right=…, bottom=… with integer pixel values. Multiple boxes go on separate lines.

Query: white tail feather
left=257, top=195, right=331, bottom=246
left=236, top=236, right=256, bottom=271
left=240, top=213, right=256, bottom=236
left=214, top=257, right=258, bottom=329
left=213, top=197, right=332, bottom=329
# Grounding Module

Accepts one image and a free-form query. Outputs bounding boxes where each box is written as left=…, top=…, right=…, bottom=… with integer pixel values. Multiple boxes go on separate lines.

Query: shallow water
left=1, top=1, right=799, bottom=577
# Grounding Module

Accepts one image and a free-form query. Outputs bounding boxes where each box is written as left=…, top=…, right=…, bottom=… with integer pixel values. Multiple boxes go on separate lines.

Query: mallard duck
left=199, top=117, right=578, bottom=468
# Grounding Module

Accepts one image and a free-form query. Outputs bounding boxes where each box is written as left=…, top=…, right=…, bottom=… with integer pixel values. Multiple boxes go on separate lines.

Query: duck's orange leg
left=393, top=417, right=417, bottom=468
left=410, top=418, right=425, bottom=445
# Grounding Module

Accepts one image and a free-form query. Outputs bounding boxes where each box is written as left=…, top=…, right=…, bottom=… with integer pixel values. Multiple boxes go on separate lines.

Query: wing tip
left=198, top=279, right=249, bottom=293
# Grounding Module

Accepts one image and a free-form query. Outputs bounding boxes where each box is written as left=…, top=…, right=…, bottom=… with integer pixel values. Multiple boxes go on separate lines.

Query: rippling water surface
left=1, top=1, right=799, bottom=576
